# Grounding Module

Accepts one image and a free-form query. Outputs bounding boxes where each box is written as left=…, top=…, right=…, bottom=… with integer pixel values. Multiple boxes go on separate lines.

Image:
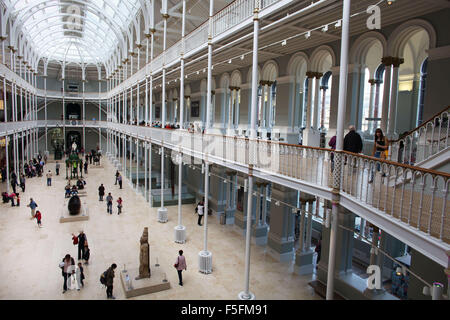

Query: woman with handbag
left=174, top=250, right=187, bottom=286
left=369, top=128, right=389, bottom=183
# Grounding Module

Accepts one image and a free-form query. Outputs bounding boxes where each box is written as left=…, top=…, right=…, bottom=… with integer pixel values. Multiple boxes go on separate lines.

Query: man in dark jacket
left=105, top=263, right=117, bottom=299
left=98, top=184, right=105, bottom=201
left=343, top=125, right=363, bottom=154
left=77, top=231, right=87, bottom=261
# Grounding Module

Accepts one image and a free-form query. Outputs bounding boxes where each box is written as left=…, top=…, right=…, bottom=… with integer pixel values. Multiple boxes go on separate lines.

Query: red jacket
left=35, top=211, right=41, bottom=221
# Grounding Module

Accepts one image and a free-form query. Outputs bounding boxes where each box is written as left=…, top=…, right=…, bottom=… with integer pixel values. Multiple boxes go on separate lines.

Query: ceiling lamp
left=322, top=24, right=328, bottom=32
left=387, top=0, right=395, bottom=5
left=281, top=39, right=287, bottom=46
left=305, top=31, right=311, bottom=39
left=335, top=20, right=342, bottom=28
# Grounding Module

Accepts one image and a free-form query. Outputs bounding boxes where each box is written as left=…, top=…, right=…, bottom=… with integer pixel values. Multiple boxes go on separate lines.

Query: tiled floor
left=0, top=158, right=321, bottom=300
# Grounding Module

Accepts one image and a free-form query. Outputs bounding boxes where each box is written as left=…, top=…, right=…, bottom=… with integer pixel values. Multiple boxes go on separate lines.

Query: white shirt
left=197, top=204, right=204, bottom=216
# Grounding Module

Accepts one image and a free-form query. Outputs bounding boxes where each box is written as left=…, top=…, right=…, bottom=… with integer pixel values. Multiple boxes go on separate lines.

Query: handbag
left=174, top=257, right=179, bottom=268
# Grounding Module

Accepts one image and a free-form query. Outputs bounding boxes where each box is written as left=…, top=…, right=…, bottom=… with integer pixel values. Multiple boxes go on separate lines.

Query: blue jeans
left=107, top=202, right=112, bottom=214
left=47, top=178, right=51, bottom=186
left=370, top=151, right=382, bottom=181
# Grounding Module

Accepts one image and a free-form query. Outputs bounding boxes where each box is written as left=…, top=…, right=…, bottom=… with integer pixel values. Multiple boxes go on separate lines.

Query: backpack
left=100, top=270, right=108, bottom=285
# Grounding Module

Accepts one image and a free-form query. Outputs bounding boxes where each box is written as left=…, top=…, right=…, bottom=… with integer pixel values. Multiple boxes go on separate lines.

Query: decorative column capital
left=381, top=56, right=394, bottom=66
left=162, top=13, right=170, bottom=19
left=392, top=57, right=404, bottom=68
left=368, top=79, right=377, bottom=85
left=229, top=86, right=241, bottom=91
left=306, top=71, right=315, bottom=79
left=314, top=72, right=323, bottom=79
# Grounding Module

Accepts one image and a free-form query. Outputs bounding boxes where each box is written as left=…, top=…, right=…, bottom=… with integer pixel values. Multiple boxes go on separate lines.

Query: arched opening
left=416, top=57, right=428, bottom=126
left=66, top=103, right=81, bottom=120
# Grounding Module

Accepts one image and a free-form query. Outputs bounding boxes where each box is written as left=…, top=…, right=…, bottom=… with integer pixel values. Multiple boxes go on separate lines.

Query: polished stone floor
left=0, top=158, right=320, bottom=300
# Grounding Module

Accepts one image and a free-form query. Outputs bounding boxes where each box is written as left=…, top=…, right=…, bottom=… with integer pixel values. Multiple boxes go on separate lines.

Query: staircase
left=389, top=106, right=449, bottom=171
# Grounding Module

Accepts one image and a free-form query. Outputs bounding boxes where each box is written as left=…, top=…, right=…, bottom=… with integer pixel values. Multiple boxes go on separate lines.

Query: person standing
left=106, top=193, right=113, bottom=214
left=369, top=128, right=389, bottom=183
left=197, top=199, right=204, bottom=226
left=328, top=135, right=337, bottom=171
left=117, top=197, right=123, bottom=214
left=34, top=210, right=42, bottom=228
left=77, top=231, right=87, bottom=261
left=343, top=125, right=363, bottom=154
left=19, top=174, right=26, bottom=192
left=60, top=254, right=75, bottom=293
left=105, top=263, right=117, bottom=299
left=55, top=161, right=60, bottom=176
left=118, top=174, right=123, bottom=189
left=84, top=161, right=88, bottom=174
left=83, top=242, right=90, bottom=265
left=27, top=198, right=38, bottom=219
left=46, top=170, right=52, bottom=186
left=16, top=193, right=20, bottom=207
left=11, top=172, right=17, bottom=194
left=98, top=184, right=105, bottom=201
left=9, top=192, right=16, bottom=207
left=114, top=170, right=119, bottom=185
left=174, top=250, right=187, bottom=286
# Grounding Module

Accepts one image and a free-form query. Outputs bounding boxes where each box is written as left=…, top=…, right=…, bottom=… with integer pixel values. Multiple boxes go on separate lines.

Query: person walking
left=197, top=199, right=204, bottom=226
left=19, top=174, right=26, bottom=192
left=76, top=262, right=85, bottom=290
left=27, top=198, right=38, bottom=219
left=76, top=231, right=87, bottom=261
left=16, top=193, right=20, bottom=207
left=174, top=250, right=187, bottom=286
left=118, top=174, right=123, bottom=189
left=9, top=192, right=16, bottom=207
left=55, top=161, right=60, bottom=176
left=114, top=170, right=119, bottom=185
left=117, top=197, right=123, bottom=214
left=34, top=210, right=42, bottom=227
left=83, top=242, right=90, bottom=265
left=105, top=263, right=117, bottom=299
left=98, top=184, right=105, bottom=201
left=106, top=193, right=113, bottom=214
left=84, top=161, right=88, bottom=174
left=46, top=170, right=52, bottom=186
left=60, top=254, right=75, bottom=293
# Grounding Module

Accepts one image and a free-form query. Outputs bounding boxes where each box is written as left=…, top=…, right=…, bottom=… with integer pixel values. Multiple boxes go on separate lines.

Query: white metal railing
left=389, top=107, right=449, bottom=165
left=0, top=120, right=36, bottom=136
left=108, top=122, right=450, bottom=246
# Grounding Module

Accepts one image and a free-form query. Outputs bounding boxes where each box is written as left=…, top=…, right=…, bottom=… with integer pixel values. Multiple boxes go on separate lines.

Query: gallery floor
left=0, top=158, right=320, bottom=300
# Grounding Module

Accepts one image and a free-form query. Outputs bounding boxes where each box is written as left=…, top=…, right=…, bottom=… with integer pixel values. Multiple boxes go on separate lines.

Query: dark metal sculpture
left=68, top=195, right=81, bottom=215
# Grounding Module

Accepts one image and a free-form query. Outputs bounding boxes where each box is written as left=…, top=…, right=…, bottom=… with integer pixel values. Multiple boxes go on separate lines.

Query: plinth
left=157, top=207, right=168, bottom=223
left=174, top=225, right=186, bottom=243
left=198, top=250, right=212, bottom=274
left=60, top=203, right=89, bottom=223
left=238, top=291, right=255, bottom=300
left=120, top=267, right=170, bottom=298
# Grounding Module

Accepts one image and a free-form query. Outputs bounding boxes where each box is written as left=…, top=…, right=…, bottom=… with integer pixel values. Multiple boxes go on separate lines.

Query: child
left=83, top=243, right=90, bottom=265
left=76, top=262, right=85, bottom=289
left=34, top=210, right=42, bottom=227
left=117, top=197, right=123, bottom=214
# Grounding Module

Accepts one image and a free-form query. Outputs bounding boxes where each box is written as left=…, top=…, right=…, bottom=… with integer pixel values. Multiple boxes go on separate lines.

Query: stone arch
left=388, top=19, right=436, bottom=57
left=350, top=31, right=387, bottom=76
left=220, top=72, right=230, bottom=88
left=261, top=60, right=279, bottom=81
left=310, top=45, right=336, bottom=72
left=246, top=65, right=261, bottom=84
left=230, top=70, right=242, bottom=86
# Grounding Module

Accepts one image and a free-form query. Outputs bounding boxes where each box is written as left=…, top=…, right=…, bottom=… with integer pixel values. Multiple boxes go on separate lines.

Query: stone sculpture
left=68, top=195, right=81, bottom=215
left=135, top=227, right=151, bottom=279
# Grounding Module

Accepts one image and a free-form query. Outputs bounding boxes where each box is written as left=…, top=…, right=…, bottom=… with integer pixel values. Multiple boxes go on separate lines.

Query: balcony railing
left=389, top=106, right=449, bottom=165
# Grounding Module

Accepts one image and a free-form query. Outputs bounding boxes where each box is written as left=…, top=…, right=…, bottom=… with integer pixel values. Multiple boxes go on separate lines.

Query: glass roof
left=8, top=0, right=141, bottom=65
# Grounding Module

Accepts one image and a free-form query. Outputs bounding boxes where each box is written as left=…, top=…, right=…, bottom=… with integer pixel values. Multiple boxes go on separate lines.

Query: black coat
left=78, top=233, right=87, bottom=247
left=343, top=131, right=363, bottom=154
left=98, top=186, right=105, bottom=195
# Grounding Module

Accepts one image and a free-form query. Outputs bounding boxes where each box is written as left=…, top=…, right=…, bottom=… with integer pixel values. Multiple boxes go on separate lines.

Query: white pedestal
left=198, top=250, right=212, bottom=274
left=238, top=291, right=255, bottom=300
left=174, top=225, right=186, bottom=243
left=157, top=207, right=168, bottom=223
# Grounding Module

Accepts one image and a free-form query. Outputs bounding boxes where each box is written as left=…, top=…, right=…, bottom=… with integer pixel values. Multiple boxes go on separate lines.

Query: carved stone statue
left=71, top=142, right=77, bottom=153
left=135, top=227, right=151, bottom=280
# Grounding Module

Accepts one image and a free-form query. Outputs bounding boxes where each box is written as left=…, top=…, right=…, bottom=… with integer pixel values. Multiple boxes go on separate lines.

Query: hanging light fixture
left=305, top=31, right=311, bottom=39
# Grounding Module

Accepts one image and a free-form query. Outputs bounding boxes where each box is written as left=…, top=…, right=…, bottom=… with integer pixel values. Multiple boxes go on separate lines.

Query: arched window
left=302, top=78, right=309, bottom=128
left=320, top=71, right=332, bottom=130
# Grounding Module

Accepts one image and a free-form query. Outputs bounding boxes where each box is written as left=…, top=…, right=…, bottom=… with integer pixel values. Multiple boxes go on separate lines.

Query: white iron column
left=305, top=201, right=314, bottom=249
left=82, top=79, right=86, bottom=152
left=13, top=133, right=17, bottom=175
left=21, top=132, right=25, bottom=175
left=145, top=77, right=149, bottom=125
left=179, top=0, right=186, bottom=129
left=157, top=145, right=168, bottom=222
left=175, top=152, right=186, bottom=243
left=135, top=139, right=139, bottom=190
left=130, top=85, right=133, bottom=124
left=161, top=1, right=168, bottom=127
left=305, top=72, right=315, bottom=128
left=249, top=1, right=260, bottom=139
left=238, top=169, right=255, bottom=300
left=313, top=73, right=323, bottom=130
left=380, top=57, right=392, bottom=133
left=145, top=142, right=148, bottom=200
left=137, top=80, right=140, bottom=125
left=198, top=161, right=212, bottom=273
left=99, top=79, right=101, bottom=151
left=3, top=78, right=7, bottom=122
left=129, top=136, right=132, bottom=182
left=326, top=0, right=350, bottom=301
left=44, top=76, right=48, bottom=153
left=5, top=135, right=10, bottom=193
left=149, top=142, right=152, bottom=204
left=205, top=0, right=214, bottom=131
left=387, top=58, right=403, bottom=138
left=298, top=201, right=306, bottom=252
left=367, top=79, right=376, bottom=133
left=62, top=78, right=66, bottom=152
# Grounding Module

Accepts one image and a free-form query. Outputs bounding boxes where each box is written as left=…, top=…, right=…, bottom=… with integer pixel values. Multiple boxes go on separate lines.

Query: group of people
left=64, top=178, right=86, bottom=198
